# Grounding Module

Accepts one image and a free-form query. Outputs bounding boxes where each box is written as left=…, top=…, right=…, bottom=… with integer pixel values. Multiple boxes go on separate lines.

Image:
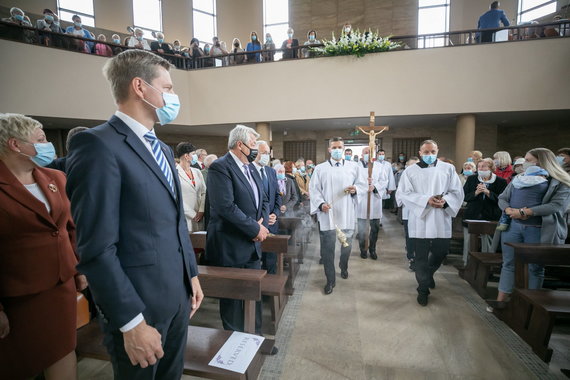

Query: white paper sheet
left=208, top=332, right=264, bottom=374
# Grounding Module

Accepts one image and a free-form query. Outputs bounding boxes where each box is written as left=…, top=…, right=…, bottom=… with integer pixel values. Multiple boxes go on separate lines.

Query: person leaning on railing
left=65, top=14, right=94, bottom=53
left=1, top=7, right=34, bottom=44
left=245, top=31, right=262, bottom=62
left=302, top=29, right=321, bottom=58
left=94, top=34, right=113, bottom=57
left=35, top=8, right=65, bottom=47
left=281, top=27, right=299, bottom=59
left=110, top=34, right=123, bottom=55
left=262, top=32, right=275, bottom=62
left=230, top=38, right=245, bottom=65
left=126, top=27, right=150, bottom=50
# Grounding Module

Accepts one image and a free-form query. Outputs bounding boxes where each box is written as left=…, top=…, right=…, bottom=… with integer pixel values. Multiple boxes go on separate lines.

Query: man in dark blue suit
left=66, top=50, right=203, bottom=379
left=251, top=140, right=282, bottom=274
left=205, top=125, right=270, bottom=335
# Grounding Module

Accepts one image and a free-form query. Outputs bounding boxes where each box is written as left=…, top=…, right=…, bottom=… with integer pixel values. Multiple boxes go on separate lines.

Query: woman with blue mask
left=460, top=161, right=477, bottom=186
left=175, top=142, right=207, bottom=232
left=2, top=7, right=34, bottom=43
left=65, top=14, right=95, bottom=53
left=556, top=148, right=570, bottom=175
left=262, top=33, right=276, bottom=62
left=0, top=113, right=87, bottom=379
left=281, top=27, right=299, bottom=59
left=245, top=31, right=262, bottom=62
left=303, top=29, right=321, bottom=58
left=36, top=9, right=65, bottom=47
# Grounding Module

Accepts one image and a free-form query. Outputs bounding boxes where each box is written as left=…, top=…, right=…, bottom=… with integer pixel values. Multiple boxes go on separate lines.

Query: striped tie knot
left=143, top=131, right=175, bottom=194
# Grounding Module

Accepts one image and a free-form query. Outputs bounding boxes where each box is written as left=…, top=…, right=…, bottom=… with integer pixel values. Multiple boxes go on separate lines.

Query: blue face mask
left=288, top=33, right=293, bottom=39
left=113, top=38, right=121, bottom=44
left=74, top=21, right=82, bottom=28
left=45, top=14, right=54, bottom=22
left=267, top=37, right=272, bottom=42
left=309, top=35, right=315, bottom=40
left=463, top=170, right=473, bottom=176
left=399, top=155, right=404, bottom=161
left=20, top=141, right=56, bottom=167
left=422, top=155, right=437, bottom=165
left=466, top=157, right=473, bottom=162
left=292, top=167, right=297, bottom=174
left=142, top=81, right=181, bottom=125
left=344, top=154, right=351, bottom=160
left=331, top=149, right=343, bottom=161
left=377, top=154, right=385, bottom=161
left=191, top=154, right=198, bottom=165
left=137, top=35, right=143, bottom=41
left=300, top=166, right=306, bottom=172
left=252, top=35, right=257, bottom=41
left=556, top=156, right=565, bottom=166
left=14, top=14, right=24, bottom=21
left=277, top=173, right=285, bottom=180
left=158, top=38, right=164, bottom=44
left=363, top=154, right=369, bottom=162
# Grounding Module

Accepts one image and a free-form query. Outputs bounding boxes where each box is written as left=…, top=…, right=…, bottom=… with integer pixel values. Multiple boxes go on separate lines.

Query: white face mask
left=522, top=161, right=535, bottom=171
left=258, top=153, right=270, bottom=166
left=478, top=170, right=491, bottom=179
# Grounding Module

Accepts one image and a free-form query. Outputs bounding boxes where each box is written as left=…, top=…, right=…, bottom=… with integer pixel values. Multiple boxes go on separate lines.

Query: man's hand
left=428, top=196, right=445, bottom=208
left=0, top=311, right=9, bottom=339
left=280, top=205, right=287, bottom=213
left=123, top=320, right=164, bottom=368
left=254, top=218, right=269, bottom=242
left=193, top=212, right=204, bottom=222
left=189, top=276, right=204, bottom=319
left=158, top=49, right=165, bottom=54
left=268, top=213, right=277, bottom=225
left=346, top=185, right=357, bottom=195
left=321, top=203, right=331, bottom=213
left=75, top=274, right=88, bottom=291
left=368, top=185, right=375, bottom=193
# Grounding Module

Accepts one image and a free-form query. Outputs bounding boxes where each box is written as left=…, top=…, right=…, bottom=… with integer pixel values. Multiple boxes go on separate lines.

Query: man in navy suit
left=66, top=49, right=203, bottom=379
left=251, top=140, right=282, bottom=274
left=205, top=125, right=269, bottom=335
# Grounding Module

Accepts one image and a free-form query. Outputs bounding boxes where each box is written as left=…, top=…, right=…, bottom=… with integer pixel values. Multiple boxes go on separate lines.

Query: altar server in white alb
left=310, top=137, right=360, bottom=295
left=356, top=146, right=389, bottom=260
left=376, top=149, right=396, bottom=205
left=396, top=140, right=464, bottom=306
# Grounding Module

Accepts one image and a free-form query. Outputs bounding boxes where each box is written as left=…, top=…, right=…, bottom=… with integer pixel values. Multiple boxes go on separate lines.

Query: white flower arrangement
left=311, top=29, right=401, bottom=58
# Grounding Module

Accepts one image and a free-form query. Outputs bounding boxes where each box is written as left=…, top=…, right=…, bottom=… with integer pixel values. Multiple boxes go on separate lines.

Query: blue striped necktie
left=143, top=131, right=175, bottom=193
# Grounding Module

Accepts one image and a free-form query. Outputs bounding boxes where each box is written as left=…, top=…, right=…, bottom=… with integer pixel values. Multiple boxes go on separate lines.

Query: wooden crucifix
left=355, top=111, right=390, bottom=253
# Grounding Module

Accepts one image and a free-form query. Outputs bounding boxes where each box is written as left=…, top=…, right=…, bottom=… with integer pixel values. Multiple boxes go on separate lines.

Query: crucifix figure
left=355, top=111, right=390, bottom=254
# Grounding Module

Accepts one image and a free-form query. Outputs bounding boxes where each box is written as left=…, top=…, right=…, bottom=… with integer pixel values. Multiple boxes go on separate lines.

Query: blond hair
left=103, top=49, right=173, bottom=104
left=0, top=113, right=43, bottom=157
left=493, top=151, right=511, bottom=169
left=463, top=161, right=476, bottom=171
left=478, top=158, right=496, bottom=172
left=528, top=148, right=570, bottom=187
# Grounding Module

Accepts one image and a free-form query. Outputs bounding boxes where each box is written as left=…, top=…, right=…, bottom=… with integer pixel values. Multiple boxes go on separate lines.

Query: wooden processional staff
left=356, top=112, right=389, bottom=253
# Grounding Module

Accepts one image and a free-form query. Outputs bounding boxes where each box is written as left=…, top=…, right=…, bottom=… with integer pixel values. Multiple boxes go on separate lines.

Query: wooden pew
left=76, top=320, right=266, bottom=379
left=463, top=221, right=502, bottom=299
left=76, top=292, right=90, bottom=329
left=191, top=233, right=290, bottom=333
left=279, top=217, right=305, bottom=264
left=497, top=243, right=570, bottom=362
left=197, top=265, right=265, bottom=334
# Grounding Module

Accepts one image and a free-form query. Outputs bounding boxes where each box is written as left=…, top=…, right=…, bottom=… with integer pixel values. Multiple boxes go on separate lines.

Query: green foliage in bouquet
left=311, top=29, right=401, bottom=58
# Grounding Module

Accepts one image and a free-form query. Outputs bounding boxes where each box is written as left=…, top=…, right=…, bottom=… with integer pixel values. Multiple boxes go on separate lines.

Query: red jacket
left=0, top=161, right=78, bottom=304
left=494, top=164, right=514, bottom=184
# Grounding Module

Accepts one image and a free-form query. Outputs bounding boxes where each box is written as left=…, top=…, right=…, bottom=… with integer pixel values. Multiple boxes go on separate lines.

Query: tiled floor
left=78, top=213, right=569, bottom=379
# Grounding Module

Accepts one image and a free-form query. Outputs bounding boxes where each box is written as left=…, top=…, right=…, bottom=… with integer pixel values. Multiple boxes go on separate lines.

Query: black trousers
left=102, top=289, right=190, bottom=380
left=320, top=229, right=354, bottom=284
left=219, top=258, right=263, bottom=334
left=357, top=218, right=380, bottom=254
left=403, top=220, right=416, bottom=261
left=261, top=252, right=277, bottom=274
left=412, top=238, right=450, bottom=295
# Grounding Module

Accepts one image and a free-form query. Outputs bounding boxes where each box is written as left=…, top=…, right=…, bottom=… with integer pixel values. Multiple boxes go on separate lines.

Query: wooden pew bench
left=497, top=243, right=570, bottom=362
left=76, top=320, right=266, bottom=379
left=279, top=217, right=305, bottom=264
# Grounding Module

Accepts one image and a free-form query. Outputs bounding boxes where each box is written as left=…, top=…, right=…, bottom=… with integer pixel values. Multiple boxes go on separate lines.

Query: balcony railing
left=1, top=19, right=568, bottom=71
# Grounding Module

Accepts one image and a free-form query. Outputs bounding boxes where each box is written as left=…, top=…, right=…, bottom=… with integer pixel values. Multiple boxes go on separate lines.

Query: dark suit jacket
left=150, top=41, right=174, bottom=55
left=281, top=39, right=299, bottom=59
left=256, top=165, right=282, bottom=234
left=66, top=115, right=198, bottom=330
left=205, top=152, right=269, bottom=267
left=0, top=162, right=77, bottom=300
left=463, top=174, right=508, bottom=222
left=46, top=156, right=66, bottom=172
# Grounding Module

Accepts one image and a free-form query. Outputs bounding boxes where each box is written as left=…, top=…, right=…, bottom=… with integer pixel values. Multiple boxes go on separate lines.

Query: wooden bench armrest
left=467, top=220, right=498, bottom=235
left=507, top=243, right=570, bottom=289
left=197, top=265, right=265, bottom=301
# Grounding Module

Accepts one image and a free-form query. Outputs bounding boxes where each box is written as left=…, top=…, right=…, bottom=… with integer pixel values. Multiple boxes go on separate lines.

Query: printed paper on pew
left=208, top=332, right=264, bottom=374
left=464, top=219, right=492, bottom=223
left=193, top=231, right=207, bottom=234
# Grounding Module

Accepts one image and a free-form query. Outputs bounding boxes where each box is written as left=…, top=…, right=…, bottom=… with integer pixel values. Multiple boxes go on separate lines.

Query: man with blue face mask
left=396, top=140, right=464, bottom=307
left=66, top=50, right=203, bottom=379
left=375, top=149, right=396, bottom=212
left=310, top=137, right=360, bottom=295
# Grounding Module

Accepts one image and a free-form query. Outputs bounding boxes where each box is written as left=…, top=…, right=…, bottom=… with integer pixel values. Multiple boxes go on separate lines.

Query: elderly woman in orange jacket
left=0, top=113, right=86, bottom=380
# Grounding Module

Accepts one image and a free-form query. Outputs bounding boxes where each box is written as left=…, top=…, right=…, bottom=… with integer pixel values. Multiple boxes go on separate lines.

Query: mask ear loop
left=139, top=79, right=162, bottom=110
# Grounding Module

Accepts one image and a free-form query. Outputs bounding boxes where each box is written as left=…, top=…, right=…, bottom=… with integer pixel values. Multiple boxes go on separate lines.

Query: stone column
left=455, top=114, right=476, bottom=171
left=256, top=122, right=271, bottom=144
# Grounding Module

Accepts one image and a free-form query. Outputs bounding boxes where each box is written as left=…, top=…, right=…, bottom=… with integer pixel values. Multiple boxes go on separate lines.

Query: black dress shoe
left=429, top=278, right=435, bottom=289
left=341, top=269, right=348, bottom=279
left=269, top=346, right=278, bottom=355
left=324, top=283, right=334, bottom=294
left=360, top=252, right=368, bottom=259
left=417, top=293, right=428, bottom=306
left=369, top=251, right=378, bottom=260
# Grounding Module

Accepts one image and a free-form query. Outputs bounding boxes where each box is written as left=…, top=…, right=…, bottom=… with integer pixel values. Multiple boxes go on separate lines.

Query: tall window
left=417, top=0, right=450, bottom=48
left=518, top=0, right=556, bottom=23
left=193, top=0, right=217, bottom=45
left=263, top=0, right=288, bottom=59
left=57, top=0, right=95, bottom=27
left=133, top=0, right=163, bottom=40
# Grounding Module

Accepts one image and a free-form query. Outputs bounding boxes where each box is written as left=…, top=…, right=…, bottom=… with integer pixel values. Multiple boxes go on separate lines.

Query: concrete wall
left=217, top=0, right=263, bottom=49
left=497, top=123, right=570, bottom=158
